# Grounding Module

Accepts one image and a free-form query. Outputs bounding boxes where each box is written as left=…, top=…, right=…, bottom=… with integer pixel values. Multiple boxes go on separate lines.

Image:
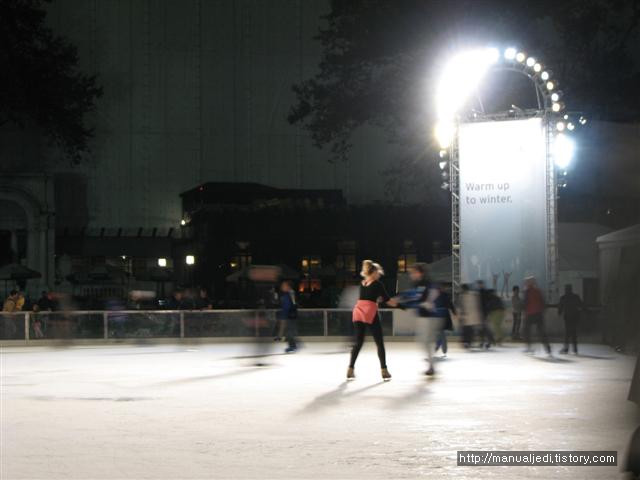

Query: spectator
left=166, top=290, right=187, bottom=310
left=195, top=287, right=213, bottom=310
left=37, top=291, right=56, bottom=312
left=558, top=284, right=583, bottom=354
left=3, top=290, right=19, bottom=312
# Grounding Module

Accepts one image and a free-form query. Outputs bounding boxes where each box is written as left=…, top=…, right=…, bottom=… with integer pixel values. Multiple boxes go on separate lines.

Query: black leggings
left=349, top=318, right=387, bottom=369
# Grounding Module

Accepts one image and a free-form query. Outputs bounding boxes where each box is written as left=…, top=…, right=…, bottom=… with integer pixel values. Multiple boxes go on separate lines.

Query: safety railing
left=0, top=309, right=396, bottom=343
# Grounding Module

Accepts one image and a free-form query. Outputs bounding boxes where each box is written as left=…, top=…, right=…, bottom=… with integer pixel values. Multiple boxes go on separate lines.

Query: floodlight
left=546, top=81, right=555, bottom=91
left=435, top=121, right=455, bottom=149
left=180, top=219, right=187, bottom=226
left=526, top=57, right=536, bottom=67
left=556, top=121, right=565, bottom=131
left=552, top=102, right=562, bottom=112
left=504, top=47, right=517, bottom=60
left=550, top=92, right=559, bottom=102
left=158, top=258, right=167, bottom=267
left=439, top=149, right=447, bottom=158
left=439, top=160, right=447, bottom=170
left=516, top=52, right=526, bottom=62
left=563, top=114, right=569, bottom=120
left=540, top=71, right=550, bottom=81
left=185, top=255, right=195, bottom=265
left=553, top=133, right=575, bottom=169
left=533, top=63, right=542, bottom=72
left=579, top=116, right=587, bottom=125
left=435, top=47, right=499, bottom=122
left=567, top=122, right=575, bottom=131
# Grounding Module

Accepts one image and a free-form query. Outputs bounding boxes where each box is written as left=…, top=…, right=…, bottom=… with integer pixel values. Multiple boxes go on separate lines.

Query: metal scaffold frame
left=449, top=123, right=461, bottom=300
left=449, top=111, right=559, bottom=303
left=544, top=114, right=559, bottom=303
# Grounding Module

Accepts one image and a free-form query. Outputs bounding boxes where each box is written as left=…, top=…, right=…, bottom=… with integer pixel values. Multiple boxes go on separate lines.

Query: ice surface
left=1, top=342, right=636, bottom=479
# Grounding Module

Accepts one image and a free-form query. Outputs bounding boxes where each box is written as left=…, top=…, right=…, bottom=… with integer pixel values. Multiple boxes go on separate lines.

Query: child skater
left=347, top=260, right=396, bottom=381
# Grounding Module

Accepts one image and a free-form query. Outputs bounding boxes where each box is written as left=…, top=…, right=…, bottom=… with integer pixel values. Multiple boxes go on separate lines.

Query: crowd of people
left=344, top=259, right=586, bottom=381
left=2, top=262, right=585, bottom=364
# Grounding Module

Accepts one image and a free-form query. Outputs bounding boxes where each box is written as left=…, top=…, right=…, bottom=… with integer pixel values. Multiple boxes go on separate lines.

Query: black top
left=558, top=292, right=582, bottom=319
left=359, top=280, right=391, bottom=303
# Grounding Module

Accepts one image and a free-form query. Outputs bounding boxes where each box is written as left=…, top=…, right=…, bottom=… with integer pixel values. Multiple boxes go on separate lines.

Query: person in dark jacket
left=435, top=287, right=456, bottom=357
left=395, top=263, right=443, bottom=376
left=279, top=281, right=298, bottom=353
left=558, top=284, right=583, bottom=354
left=477, top=280, right=496, bottom=349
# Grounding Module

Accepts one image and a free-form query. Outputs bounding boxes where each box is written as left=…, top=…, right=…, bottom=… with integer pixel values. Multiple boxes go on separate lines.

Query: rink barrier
left=0, top=309, right=397, bottom=344
left=0, top=307, right=592, bottom=346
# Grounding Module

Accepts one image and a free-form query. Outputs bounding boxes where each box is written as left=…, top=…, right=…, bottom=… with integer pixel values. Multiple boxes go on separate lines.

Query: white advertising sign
left=458, top=118, right=548, bottom=297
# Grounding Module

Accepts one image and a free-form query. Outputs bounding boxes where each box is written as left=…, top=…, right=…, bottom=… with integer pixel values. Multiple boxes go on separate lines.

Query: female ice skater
left=347, top=260, right=395, bottom=381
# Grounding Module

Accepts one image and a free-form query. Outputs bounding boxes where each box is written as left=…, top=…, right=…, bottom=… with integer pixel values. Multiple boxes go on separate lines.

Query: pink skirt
left=352, top=300, right=378, bottom=324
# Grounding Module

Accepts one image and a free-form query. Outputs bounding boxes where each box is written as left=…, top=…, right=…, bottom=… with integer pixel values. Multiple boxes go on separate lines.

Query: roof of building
left=180, top=182, right=345, bottom=207
left=596, top=224, right=640, bottom=247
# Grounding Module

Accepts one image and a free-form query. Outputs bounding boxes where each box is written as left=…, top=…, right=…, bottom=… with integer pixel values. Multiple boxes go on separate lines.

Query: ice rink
left=1, top=341, right=637, bottom=479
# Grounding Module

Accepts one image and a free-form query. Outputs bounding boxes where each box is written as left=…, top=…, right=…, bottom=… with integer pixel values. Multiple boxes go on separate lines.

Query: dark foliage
left=0, top=0, right=102, bottom=163
left=289, top=0, right=640, bottom=199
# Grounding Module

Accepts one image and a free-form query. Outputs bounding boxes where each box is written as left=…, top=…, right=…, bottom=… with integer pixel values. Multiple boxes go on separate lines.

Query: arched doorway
left=0, top=198, right=28, bottom=267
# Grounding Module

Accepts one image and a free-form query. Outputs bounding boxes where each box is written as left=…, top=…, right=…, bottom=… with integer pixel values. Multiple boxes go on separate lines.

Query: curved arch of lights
left=434, top=46, right=587, bottom=171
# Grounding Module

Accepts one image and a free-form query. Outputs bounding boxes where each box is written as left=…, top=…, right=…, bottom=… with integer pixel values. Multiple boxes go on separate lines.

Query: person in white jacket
left=458, top=284, right=482, bottom=348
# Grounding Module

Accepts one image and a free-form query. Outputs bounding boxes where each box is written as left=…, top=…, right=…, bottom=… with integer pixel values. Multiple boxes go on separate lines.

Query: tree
left=0, top=0, right=102, bottom=163
left=289, top=0, right=640, bottom=201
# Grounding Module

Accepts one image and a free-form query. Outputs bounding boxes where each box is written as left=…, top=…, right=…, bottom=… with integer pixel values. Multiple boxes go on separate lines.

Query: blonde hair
left=360, top=259, right=384, bottom=278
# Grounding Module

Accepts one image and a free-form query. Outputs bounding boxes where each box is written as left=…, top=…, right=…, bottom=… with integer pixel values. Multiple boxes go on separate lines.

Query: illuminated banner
left=458, top=118, right=548, bottom=297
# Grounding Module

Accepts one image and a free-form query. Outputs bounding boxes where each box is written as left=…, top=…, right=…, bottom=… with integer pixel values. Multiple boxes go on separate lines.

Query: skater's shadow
left=530, top=355, right=573, bottom=363
left=149, top=367, right=265, bottom=387
left=386, top=383, right=430, bottom=410
left=296, top=381, right=384, bottom=415
left=575, top=353, right=616, bottom=360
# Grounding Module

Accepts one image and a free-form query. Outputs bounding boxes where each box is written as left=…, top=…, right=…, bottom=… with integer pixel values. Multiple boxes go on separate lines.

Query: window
left=300, top=255, right=322, bottom=292
left=336, top=240, right=356, bottom=273
left=298, top=278, right=322, bottom=293
left=231, top=241, right=252, bottom=270
left=397, top=240, right=417, bottom=272
left=301, top=255, right=321, bottom=273
left=336, top=254, right=356, bottom=273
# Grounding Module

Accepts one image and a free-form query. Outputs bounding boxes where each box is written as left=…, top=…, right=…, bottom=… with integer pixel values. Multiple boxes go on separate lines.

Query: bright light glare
left=439, top=160, right=448, bottom=170
left=551, top=92, right=560, bottom=102
left=439, top=149, right=447, bottom=158
left=556, top=121, right=565, bottom=131
left=526, top=57, right=536, bottom=67
left=567, top=122, right=575, bottom=131
left=554, top=133, right=575, bottom=169
left=180, top=219, right=187, bottom=226
left=552, top=103, right=561, bottom=112
left=533, top=63, right=542, bottom=72
left=546, top=81, right=555, bottom=91
left=504, top=47, right=517, bottom=60
left=579, top=116, right=587, bottom=125
left=435, top=47, right=499, bottom=121
left=435, top=121, right=455, bottom=149
left=157, top=258, right=167, bottom=267
left=516, top=52, right=526, bottom=62
left=541, top=71, right=550, bottom=81
left=186, top=255, right=195, bottom=265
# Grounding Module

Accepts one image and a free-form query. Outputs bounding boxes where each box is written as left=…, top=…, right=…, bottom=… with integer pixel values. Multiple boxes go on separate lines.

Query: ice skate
left=381, top=368, right=391, bottom=381
left=346, top=367, right=355, bottom=380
